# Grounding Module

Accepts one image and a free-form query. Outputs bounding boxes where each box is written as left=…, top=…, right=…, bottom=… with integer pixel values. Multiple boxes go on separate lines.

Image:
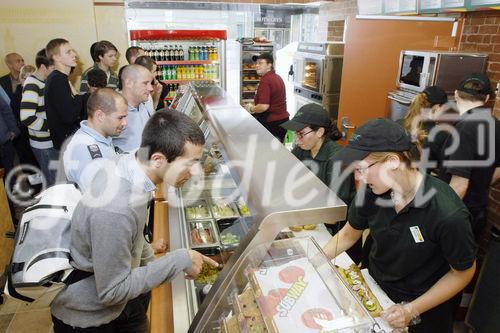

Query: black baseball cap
left=457, top=73, right=491, bottom=96
left=333, top=118, right=413, bottom=167
left=281, top=104, right=330, bottom=132
left=423, top=86, right=447, bottom=106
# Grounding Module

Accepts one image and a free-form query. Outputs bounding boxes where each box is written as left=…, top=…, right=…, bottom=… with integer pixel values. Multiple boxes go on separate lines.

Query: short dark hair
left=35, top=48, right=51, bottom=69
left=117, top=65, right=126, bottom=90
left=456, top=90, right=487, bottom=103
left=87, top=88, right=126, bottom=118
left=45, top=38, right=69, bottom=61
left=256, top=52, right=274, bottom=66
left=134, top=55, right=156, bottom=72
left=90, top=42, right=98, bottom=61
left=140, top=110, right=205, bottom=163
left=125, top=46, right=144, bottom=64
left=94, top=40, right=118, bottom=62
left=87, top=68, right=107, bottom=89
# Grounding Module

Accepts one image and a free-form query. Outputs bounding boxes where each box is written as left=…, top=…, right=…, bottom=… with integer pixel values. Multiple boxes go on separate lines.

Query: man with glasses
left=244, top=53, right=289, bottom=142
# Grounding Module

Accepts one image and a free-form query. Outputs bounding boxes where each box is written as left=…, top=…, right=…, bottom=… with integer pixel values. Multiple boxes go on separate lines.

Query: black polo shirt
left=349, top=174, right=476, bottom=301
left=438, top=107, right=499, bottom=213
left=292, top=138, right=342, bottom=185
left=292, top=139, right=355, bottom=205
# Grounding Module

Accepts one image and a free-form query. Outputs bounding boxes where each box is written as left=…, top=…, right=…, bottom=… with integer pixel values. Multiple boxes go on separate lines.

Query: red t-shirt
left=254, top=70, right=288, bottom=122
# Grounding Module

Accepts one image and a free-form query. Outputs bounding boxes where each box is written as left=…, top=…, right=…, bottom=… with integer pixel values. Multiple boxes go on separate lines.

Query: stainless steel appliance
left=293, top=42, right=344, bottom=119
left=388, top=50, right=488, bottom=120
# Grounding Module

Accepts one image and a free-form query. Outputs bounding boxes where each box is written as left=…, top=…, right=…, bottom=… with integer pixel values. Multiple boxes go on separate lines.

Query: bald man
left=63, top=88, right=128, bottom=190
left=0, top=53, right=25, bottom=100
left=113, top=64, right=154, bottom=152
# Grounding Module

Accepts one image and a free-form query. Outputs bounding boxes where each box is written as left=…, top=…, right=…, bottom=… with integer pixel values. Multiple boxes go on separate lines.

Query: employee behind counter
left=244, top=52, right=289, bottom=142
left=324, top=119, right=476, bottom=333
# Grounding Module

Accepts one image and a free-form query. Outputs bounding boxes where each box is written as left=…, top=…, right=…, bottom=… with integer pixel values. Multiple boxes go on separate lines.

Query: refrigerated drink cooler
left=129, top=29, right=227, bottom=94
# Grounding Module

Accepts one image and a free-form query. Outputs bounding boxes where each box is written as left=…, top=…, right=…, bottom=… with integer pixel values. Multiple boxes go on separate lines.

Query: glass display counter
left=168, top=84, right=381, bottom=332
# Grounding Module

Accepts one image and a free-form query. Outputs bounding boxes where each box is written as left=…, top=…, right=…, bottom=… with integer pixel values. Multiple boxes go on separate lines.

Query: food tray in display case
left=210, top=197, right=240, bottom=219
left=189, top=220, right=220, bottom=249
left=185, top=199, right=212, bottom=220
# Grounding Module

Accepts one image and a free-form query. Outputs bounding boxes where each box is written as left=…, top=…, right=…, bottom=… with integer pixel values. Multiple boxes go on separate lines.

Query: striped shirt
left=20, top=75, right=53, bottom=149
left=79, top=64, right=119, bottom=94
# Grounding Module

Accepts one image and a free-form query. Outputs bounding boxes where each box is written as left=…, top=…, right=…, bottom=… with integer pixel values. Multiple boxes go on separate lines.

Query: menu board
left=419, top=0, right=468, bottom=12
left=470, top=0, right=500, bottom=7
left=383, top=0, right=418, bottom=13
left=357, top=0, right=383, bottom=15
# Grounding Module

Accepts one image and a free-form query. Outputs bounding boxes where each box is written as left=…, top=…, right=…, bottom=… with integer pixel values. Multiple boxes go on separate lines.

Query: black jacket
left=0, top=74, right=16, bottom=100
left=44, top=70, right=82, bottom=150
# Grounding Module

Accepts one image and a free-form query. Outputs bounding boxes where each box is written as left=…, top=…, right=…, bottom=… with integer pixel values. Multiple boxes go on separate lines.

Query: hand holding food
left=381, top=302, right=420, bottom=329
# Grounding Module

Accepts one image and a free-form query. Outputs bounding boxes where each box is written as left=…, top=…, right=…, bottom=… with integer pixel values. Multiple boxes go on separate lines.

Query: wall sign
left=254, top=9, right=291, bottom=29
left=419, top=0, right=468, bottom=13
left=357, top=0, right=384, bottom=15
left=383, top=0, right=418, bottom=14
left=470, top=0, right=500, bottom=8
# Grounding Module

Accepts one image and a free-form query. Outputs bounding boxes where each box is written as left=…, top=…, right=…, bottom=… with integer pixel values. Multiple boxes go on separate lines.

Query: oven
left=292, top=42, right=344, bottom=119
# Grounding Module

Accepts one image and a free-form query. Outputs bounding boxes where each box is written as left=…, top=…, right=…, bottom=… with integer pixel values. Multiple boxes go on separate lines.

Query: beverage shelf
left=161, top=79, right=220, bottom=84
left=157, top=60, right=219, bottom=65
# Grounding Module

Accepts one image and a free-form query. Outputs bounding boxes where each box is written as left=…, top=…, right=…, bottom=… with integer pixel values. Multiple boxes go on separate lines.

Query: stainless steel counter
left=168, top=84, right=348, bottom=332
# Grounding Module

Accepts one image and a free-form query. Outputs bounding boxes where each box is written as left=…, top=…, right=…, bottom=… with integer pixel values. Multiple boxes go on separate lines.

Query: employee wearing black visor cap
left=323, top=118, right=476, bottom=333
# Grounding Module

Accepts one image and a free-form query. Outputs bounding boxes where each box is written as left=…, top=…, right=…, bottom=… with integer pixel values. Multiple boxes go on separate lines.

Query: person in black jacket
left=0, top=53, right=25, bottom=101
left=44, top=38, right=82, bottom=151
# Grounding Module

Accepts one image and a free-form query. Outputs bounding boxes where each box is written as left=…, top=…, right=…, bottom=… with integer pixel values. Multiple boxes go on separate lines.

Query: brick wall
left=459, top=10, right=500, bottom=118
left=318, top=0, right=358, bottom=41
left=459, top=10, right=500, bottom=251
left=328, top=20, right=345, bottom=41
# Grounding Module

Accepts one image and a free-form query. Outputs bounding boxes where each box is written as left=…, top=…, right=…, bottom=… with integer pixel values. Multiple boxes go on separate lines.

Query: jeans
left=31, top=147, right=59, bottom=186
left=52, top=293, right=149, bottom=333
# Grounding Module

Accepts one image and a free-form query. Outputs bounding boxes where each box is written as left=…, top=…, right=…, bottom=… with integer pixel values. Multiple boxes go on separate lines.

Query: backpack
left=3, top=183, right=93, bottom=308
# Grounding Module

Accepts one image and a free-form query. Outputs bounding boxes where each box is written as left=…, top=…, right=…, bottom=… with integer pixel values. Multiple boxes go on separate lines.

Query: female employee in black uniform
left=280, top=103, right=342, bottom=187
left=323, top=119, right=476, bottom=333
left=281, top=104, right=361, bottom=262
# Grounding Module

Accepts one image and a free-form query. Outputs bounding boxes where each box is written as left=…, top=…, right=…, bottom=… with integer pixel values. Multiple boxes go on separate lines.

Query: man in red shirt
left=245, top=53, right=289, bottom=142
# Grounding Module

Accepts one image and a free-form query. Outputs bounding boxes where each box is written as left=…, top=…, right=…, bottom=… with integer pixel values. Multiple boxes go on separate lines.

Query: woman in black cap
left=398, top=86, right=457, bottom=174
left=400, top=85, right=448, bottom=141
left=280, top=103, right=342, bottom=187
left=323, top=118, right=476, bottom=333
left=281, top=104, right=361, bottom=262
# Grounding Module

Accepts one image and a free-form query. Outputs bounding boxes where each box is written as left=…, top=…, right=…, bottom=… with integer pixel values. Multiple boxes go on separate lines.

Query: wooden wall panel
left=338, top=15, right=464, bottom=140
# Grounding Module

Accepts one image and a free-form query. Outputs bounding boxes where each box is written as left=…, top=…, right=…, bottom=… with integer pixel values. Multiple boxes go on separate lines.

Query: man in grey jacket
left=51, top=110, right=217, bottom=332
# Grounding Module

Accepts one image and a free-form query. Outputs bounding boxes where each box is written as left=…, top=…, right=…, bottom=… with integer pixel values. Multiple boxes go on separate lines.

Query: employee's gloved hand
left=185, top=250, right=219, bottom=280
left=381, top=302, right=420, bottom=329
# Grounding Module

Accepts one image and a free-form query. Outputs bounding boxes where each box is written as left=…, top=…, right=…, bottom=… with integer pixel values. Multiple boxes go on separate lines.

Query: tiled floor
left=0, top=298, right=53, bottom=333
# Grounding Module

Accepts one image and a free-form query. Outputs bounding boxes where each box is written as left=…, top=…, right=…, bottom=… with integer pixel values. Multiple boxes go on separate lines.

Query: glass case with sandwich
left=169, top=83, right=370, bottom=333
left=211, top=237, right=378, bottom=333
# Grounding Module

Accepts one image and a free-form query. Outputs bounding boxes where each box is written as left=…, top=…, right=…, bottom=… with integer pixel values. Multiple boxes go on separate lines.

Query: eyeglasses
left=354, top=161, right=379, bottom=174
left=295, top=129, right=315, bottom=139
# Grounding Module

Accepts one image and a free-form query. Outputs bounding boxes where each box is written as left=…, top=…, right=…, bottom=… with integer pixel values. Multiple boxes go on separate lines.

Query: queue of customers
left=0, top=36, right=498, bottom=333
